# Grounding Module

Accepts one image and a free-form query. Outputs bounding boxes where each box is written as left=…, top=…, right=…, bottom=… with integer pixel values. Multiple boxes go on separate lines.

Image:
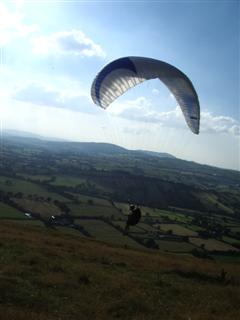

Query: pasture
left=159, top=224, right=198, bottom=236
left=189, top=237, right=239, bottom=252
left=0, top=202, right=24, bottom=219
left=69, top=203, right=121, bottom=218
left=72, top=193, right=112, bottom=207
left=156, top=240, right=195, bottom=252
left=0, top=175, right=67, bottom=201
left=75, top=219, right=144, bottom=249
left=193, top=191, right=234, bottom=215
left=13, top=199, right=61, bottom=218
left=18, top=174, right=51, bottom=182
left=49, top=175, right=87, bottom=187
left=223, top=236, right=240, bottom=245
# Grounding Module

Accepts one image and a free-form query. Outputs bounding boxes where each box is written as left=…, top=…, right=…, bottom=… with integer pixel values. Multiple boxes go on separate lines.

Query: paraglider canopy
left=91, top=56, right=200, bottom=134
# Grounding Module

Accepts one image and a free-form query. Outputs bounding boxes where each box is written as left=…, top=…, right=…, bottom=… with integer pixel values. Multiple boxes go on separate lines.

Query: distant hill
left=3, top=129, right=66, bottom=142
left=2, top=129, right=239, bottom=183
left=2, top=129, right=174, bottom=158
left=134, top=149, right=175, bottom=159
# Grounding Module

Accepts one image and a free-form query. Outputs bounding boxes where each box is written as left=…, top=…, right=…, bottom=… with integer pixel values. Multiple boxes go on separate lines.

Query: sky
left=0, top=0, right=239, bottom=170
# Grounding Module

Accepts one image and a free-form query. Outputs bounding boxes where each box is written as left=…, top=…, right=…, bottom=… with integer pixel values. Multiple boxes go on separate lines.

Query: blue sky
left=0, top=0, right=239, bottom=170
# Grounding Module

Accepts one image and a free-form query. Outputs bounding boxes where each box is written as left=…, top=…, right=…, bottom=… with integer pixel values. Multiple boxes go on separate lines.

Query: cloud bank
left=13, top=82, right=96, bottom=114
left=201, top=111, right=240, bottom=136
left=11, top=84, right=240, bottom=138
left=109, top=97, right=240, bottom=136
left=32, top=30, right=106, bottom=57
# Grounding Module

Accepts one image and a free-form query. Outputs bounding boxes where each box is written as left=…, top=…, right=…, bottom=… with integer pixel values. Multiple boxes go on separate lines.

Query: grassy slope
left=0, top=222, right=240, bottom=320
left=13, top=199, right=60, bottom=217
left=0, top=176, right=67, bottom=201
left=75, top=219, right=144, bottom=249
left=0, top=203, right=24, bottom=219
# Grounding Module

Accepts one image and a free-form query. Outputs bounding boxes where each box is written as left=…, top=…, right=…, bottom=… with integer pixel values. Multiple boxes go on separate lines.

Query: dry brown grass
left=0, top=221, right=240, bottom=320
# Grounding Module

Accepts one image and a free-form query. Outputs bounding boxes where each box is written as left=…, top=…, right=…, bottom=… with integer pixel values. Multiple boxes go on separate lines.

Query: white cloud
left=201, top=111, right=240, bottom=136
left=109, top=97, right=151, bottom=117
left=0, top=2, right=38, bottom=45
left=108, top=97, right=183, bottom=127
left=32, top=30, right=106, bottom=57
left=108, top=97, right=240, bottom=136
left=13, top=82, right=97, bottom=114
left=122, top=126, right=151, bottom=136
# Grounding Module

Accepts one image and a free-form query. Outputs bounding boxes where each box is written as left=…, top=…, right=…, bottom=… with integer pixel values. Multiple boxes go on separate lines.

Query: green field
left=230, top=226, right=240, bottom=234
left=50, top=175, right=111, bottom=193
left=187, top=224, right=205, bottom=232
left=223, top=236, right=240, bottom=245
left=50, top=175, right=87, bottom=187
left=137, top=222, right=157, bottom=232
left=114, top=201, right=130, bottom=215
left=69, top=203, right=121, bottom=218
left=189, top=237, right=239, bottom=252
left=13, top=199, right=61, bottom=217
left=0, top=202, right=24, bottom=219
left=72, top=193, right=112, bottom=207
left=0, top=176, right=67, bottom=201
left=159, top=224, right=198, bottom=236
left=156, top=240, right=195, bottom=252
left=153, top=209, right=193, bottom=223
left=75, top=219, right=144, bottom=249
left=140, top=206, right=159, bottom=216
left=112, top=204, right=192, bottom=225
left=193, top=191, right=234, bottom=215
left=18, top=174, right=51, bottom=182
